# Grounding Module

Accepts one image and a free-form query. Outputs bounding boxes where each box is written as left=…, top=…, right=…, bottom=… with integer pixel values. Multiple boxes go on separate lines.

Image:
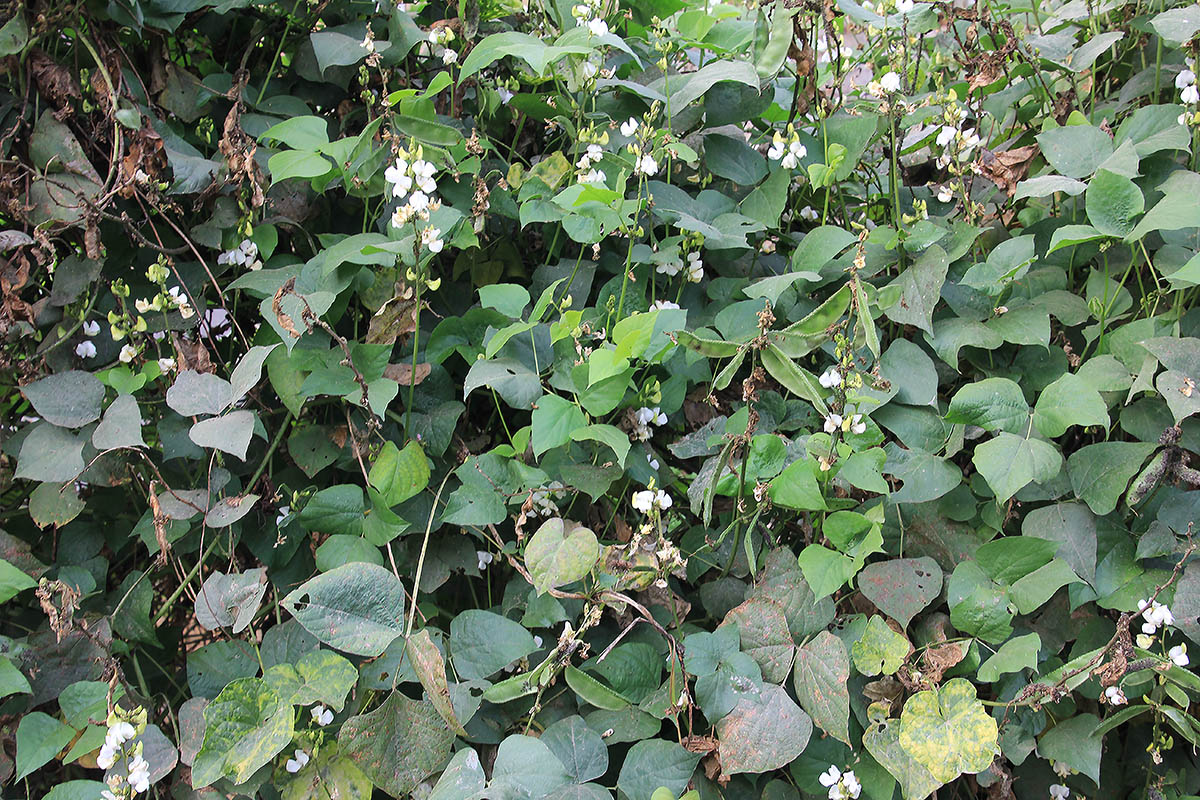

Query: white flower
left=824, top=414, right=842, bottom=433
left=800, top=205, right=820, bottom=221
left=937, top=186, right=953, bottom=203
left=311, top=705, right=334, bottom=726
left=477, top=550, right=494, bottom=570
left=386, top=158, right=413, bottom=198
left=285, top=749, right=310, bottom=773
left=850, top=414, right=867, bottom=435
left=276, top=506, right=290, bottom=526
left=819, top=367, right=843, bottom=388
left=497, top=86, right=515, bottom=104
left=1104, top=685, right=1127, bottom=705
left=895, top=0, right=914, bottom=10
left=779, top=140, right=807, bottom=170
left=83, top=320, right=101, bottom=336
left=936, top=125, right=957, bottom=148
left=1170, top=643, right=1190, bottom=667
left=97, top=743, right=119, bottom=770
left=650, top=300, right=679, bottom=311
left=685, top=251, right=703, bottom=283
left=119, top=344, right=138, bottom=363
left=1176, top=69, right=1196, bottom=89
left=1049, top=785, right=1070, bottom=800
left=158, top=357, right=176, bottom=372
left=657, top=257, right=683, bottom=277
left=631, top=489, right=671, bottom=513
left=621, top=117, right=640, bottom=137
left=587, top=18, right=609, bottom=36
left=1183, top=84, right=1199, bottom=105
left=102, top=791, right=119, bottom=800
left=767, top=133, right=787, bottom=161
left=135, top=298, right=154, bottom=313
left=1136, top=632, right=1155, bottom=649
left=128, top=754, right=151, bottom=794
left=637, top=407, right=668, bottom=426
left=76, top=340, right=97, bottom=359
left=1180, top=112, right=1190, bottom=126
left=880, top=71, right=901, bottom=93
left=411, top=160, right=437, bottom=194
left=580, top=61, right=599, bottom=80
left=409, top=190, right=430, bottom=212
left=422, top=226, right=444, bottom=254
left=442, top=48, right=458, bottom=64
left=1052, top=761, right=1072, bottom=778
left=647, top=453, right=660, bottom=470
left=1139, top=599, right=1175, bottom=632
left=819, top=766, right=843, bottom=788
left=580, top=168, right=607, bottom=184
left=636, top=154, right=659, bottom=176
left=533, top=635, right=544, bottom=648
left=841, top=772, right=861, bottom=800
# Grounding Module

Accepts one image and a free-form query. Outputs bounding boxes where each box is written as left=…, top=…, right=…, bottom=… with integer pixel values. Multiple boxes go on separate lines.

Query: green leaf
left=542, top=716, right=609, bottom=784
left=525, top=517, right=602, bottom=595
left=0, top=655, right=31, bottom=699
left=1038, top=714, right=1102, bottom=784
left=1033, top=373, right=1109, bottom=437
left=449, top=609, right=537, bottom=679
left=340, top=691, right=455, bottom=797
left=1068, top=441, right=1157, bottom=515
left=0, top=558, right=37, bottom=603
left=1036, top=125, right=1113, bottom=178
left=491, top=734, right=572, bottom=798
left=798, top=544, right=859, bottom=600
left=1008, top=559, right=1081, bottom=613
left=268, top=150, right=333, bottom=182
left=570, top=423, right=630, bottom=466
left=166, top=370, right=233, bottom=416
left=267, top=649, right=358, bottom=711
left=1085, top=168, right=1143, bottom=238
left=972, top=433, right=1062, bottom=503
left=479, top=283, right=531, bottom=318
left=716, top=683, right=812, bottom=774
left=883, top=245, right=949, bottom=335
left=230, top=344, right=279, bottom=405
left=192, top=677, right=294, bottom=787
left=0, top=12, right=28, bottom=56
left=21, top=371, right=104, bottom=427
left=739, top=166, right=791, bottom=229
left=768, top=458, right=828, bottom=511
left=793, top=631, right=851, bottom=744
left=16, top=423, right=85, bottom=482
left=897, top=678, right=997, bottom=784
left=282, top=563, right=406, bottom=657
left=852, top=615, right=910, bottom=677
left=428, top=748, right=486, bottom=800
left=15, top=711, right=75, bottom=780
left=1021, top=502, right=1097, bottom=584
left=759, top=344, right=827, bottom=413
left=1158, top=370, right=1200, bottom=423
left=189, top=410, right=255, bottom=461
left=616, top=740, right=702, bottom=800
left=369, top=440, right=430, bottom=507
left=975, top=536, right=1058, bottom=585
left=300, top=484, right=365, bottom=536
left=281, top=751, right=373, bottom=800
left=92, top=394, right=145, bottom=449
left=532, top=394, right=588, bottom=457
left=261, top=116, right=330, bottom=150
left=976, top=633, right=1041, bottom=682
left=29, top=481, right=85, bottom=529
left=945, top=378, right=1030, bottom=433
left=856, top=557, right=943, bottom=628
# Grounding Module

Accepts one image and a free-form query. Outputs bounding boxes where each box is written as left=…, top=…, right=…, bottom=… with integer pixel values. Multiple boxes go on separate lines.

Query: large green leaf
left=897, top=678, right=997, bottom=784
left=282, top=563, right=406, bottom=657
left=192, top=678, right=294, bottom=787
left=340, top=691, right=455, bottom=797
left=525, top=517, right=602, bottom=595
left=716, top=683, right=812, bottom=774
left=21, top=371, right=104, bottom=428
left=792, top=631, right=850, bottom=744
left=368, top=440, right=430, bottom=507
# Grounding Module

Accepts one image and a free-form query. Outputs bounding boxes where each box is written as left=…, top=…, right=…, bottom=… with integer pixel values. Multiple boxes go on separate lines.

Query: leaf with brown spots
left=339, top=691, right=454, bottom=798
left=715, top=683, right=812, bottom=775
left=407, top=629, right=467, bottom=736
left=793, top=631, right=851, bottom=744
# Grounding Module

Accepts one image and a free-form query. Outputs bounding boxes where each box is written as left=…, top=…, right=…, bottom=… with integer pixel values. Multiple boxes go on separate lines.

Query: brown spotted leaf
left=793, top=631, right=850, bottom=744
left=407, top=629, right=467, bottom=736
left=857, top=557, right=943, bottom=629
left=715, top=683, right=812, bottom=775
left=339, top=691, right=454, bottom=797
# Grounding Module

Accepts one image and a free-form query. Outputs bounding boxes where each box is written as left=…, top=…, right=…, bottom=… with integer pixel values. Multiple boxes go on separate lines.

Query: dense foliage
left=4, top=0, right=1200, bottom=798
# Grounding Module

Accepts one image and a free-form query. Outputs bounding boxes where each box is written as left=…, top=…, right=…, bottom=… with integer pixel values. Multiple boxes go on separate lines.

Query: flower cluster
left=767, top=125, right=808, bottom=169
left=575, top=131, right=609, bottom=185
left=1178, top=60, right=1198, bottom=126
left=622, top=117, right=660, bottom=177
left=76, top=318, right=102, bottom=359
left=631, top=486, right=672, bottom=514
left=216, top=239, right=262, bottom=270
left=428, top=26, right=457, bottom=65
left=97, top=711, right=153, bottom=799
left=529, top=482, right=564, bottom=517
left=656, top=250, right=703, bottom=283
left=824, top=412, right=867, bottom=435
left=1136, top=598, right=1190, bottom=665
left=632, top=406, right=667, bottom=441
left=932, top=101, right=981, bottom=169
left=819, top=766, right=861, bottom=800
left=387, top=146, right=445, bottom=255
left=572, top=0, right=609, bottom=38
